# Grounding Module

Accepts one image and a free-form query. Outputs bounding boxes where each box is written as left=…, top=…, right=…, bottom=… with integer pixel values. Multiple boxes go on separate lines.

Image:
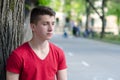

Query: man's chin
left=46, top=36, right=52, bottom=40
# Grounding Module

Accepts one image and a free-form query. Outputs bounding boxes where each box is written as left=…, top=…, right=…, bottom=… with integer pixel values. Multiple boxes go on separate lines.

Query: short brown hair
left=30, top=6, right=56, bottom=24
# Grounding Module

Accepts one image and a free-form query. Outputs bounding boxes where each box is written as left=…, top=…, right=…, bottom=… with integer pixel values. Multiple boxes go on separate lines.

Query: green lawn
left=89, top=33, right=120, bottom=45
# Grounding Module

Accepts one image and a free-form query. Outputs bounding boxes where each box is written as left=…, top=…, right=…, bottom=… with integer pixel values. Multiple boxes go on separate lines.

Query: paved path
left=51, top=34, right=120, bottom=80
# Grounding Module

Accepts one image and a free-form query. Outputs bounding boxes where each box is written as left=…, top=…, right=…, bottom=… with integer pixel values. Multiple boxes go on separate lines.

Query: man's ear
left=30, top=23, right=35, bottom=31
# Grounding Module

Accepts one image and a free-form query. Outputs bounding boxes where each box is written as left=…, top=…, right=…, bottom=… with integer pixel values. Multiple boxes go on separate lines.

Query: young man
left=6, top=6, right=67, bottom=80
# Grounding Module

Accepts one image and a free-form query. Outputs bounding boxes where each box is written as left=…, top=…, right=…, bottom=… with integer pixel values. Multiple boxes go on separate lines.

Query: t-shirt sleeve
left=6, top=51, right=22, bottom=74
left=58, top=49, right=67, bottom=70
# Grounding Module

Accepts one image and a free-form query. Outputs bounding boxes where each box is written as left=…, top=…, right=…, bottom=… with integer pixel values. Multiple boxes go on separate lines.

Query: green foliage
left=71, top=0, right=85, bottom=14
left=107, top=1, right=120, bottom=16
left=91, top=33, right=120, bottom=45
left=37, top=0, right=51, bottom=6
left=50, top=0, right=61, bottom=11
left=25, top=4, right=30, bottom=10
left=107, top=1, right=120, bottom=25
left=36, top=0, right=61, bottom=11
left=63, top=0, right=86, bottom=20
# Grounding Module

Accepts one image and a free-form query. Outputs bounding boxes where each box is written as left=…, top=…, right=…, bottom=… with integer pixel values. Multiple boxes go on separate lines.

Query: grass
left=89, top=33, right=120, bottom=45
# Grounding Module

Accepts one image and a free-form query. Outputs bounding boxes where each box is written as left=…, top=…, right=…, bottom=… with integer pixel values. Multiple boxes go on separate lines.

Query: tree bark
left=0, top=0, right=24, bottom=80
left=85, top=0, right=90, bottom=31
left=100, top=0, right=106, bottom=38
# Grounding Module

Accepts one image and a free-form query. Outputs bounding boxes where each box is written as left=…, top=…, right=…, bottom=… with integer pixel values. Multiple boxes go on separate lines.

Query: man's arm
left=6, top=71, right=19, bottom=80
left=56, top=69, right=67, bottom=80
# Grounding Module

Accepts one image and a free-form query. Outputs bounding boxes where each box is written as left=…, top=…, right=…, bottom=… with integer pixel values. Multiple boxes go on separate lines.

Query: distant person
left=55, top=17, right=60, bottom=32
left=56, top=18, right=59, bottom=26
left=72, top=25, right=80, bottom=37
left=6, top=6, right=67, bottom=80
left=90, top=18, right=95, bottom=38
left=63, top=17, right=71, bottom=38
left=91, top=18, right=94, bottom=27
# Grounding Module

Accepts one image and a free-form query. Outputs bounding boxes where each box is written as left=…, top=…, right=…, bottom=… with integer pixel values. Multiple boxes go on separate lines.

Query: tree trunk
left=85, top=0, right=90, bottom=31
left=0, top=0, right=24, bottom=80
left=100, top=0, right=106, bottom=38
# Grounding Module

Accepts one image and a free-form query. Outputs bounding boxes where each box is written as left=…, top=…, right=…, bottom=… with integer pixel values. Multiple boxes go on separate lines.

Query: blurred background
left=25, top=0, right=120, bottom=42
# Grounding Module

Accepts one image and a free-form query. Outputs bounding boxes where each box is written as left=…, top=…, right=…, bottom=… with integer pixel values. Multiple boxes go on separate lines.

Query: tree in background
left=107, top=0, right=120, bottom=27
left=0, top=0, right=24, bottom=80
left=85, top=0, right=107, bottom=38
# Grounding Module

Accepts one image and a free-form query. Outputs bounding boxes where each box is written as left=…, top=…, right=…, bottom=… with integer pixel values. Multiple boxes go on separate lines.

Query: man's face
left=31, top=15, right=55, bottom=40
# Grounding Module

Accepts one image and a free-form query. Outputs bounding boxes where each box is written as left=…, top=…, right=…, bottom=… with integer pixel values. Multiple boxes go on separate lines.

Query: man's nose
left=48, top=24, right=53, bottom=30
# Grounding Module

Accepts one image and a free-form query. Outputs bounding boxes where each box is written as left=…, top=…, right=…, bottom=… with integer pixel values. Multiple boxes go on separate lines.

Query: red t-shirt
left=6, top=42, right=67, bottom=80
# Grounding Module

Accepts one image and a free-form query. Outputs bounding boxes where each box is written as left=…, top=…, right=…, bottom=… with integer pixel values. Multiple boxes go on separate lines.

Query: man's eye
left=43, top=23, right=47, bottom=25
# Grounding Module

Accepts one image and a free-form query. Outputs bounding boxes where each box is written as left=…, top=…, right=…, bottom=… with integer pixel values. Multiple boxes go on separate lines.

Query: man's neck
left=28, top=38, right=50, bottom=60
left=29, top=37, right=49, bottom=51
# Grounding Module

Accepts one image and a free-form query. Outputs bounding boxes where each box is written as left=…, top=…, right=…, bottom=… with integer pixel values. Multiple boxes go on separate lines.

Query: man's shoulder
left=12, top=42, right=29, bottom=55
left=49, top=42, right=64, bottom=56
left=49, top=42, right=62, bottom=51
